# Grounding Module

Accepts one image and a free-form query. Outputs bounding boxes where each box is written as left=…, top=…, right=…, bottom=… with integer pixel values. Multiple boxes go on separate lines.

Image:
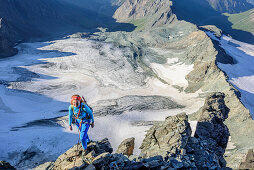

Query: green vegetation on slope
left=225, top=8, right=254, bottom=35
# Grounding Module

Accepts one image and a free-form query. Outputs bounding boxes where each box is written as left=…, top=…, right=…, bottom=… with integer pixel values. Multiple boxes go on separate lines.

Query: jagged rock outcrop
left=192, top=92, right=230, bottom=168
left=39, top=138, right=167, bottom=170
left=139, top=93, right=230, bottom=169
left=0, top=161, right=16, bottom=170
left=184, top=27, right=254, bottom=168
left=116, top=137, right=135, bottom=156
left=53, top=138, right=113, bottom=169
left=140, top=112, right=191, bottom=158
left=0, top=18, right=18, bottom=58
left=34, top=96, right=231, bottom=169
left=200, top=25, right=222, bottom=38
left=239, top=149, right=254, bottom=169
left=113, top=0, right=176, bottom=29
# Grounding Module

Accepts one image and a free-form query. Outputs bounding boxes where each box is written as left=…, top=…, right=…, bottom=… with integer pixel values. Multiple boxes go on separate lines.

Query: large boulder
left=139, top=112, right=191, bottom=158
left=116, top=137, right=135, bottom=156
left=53, top=138, right=113, bottom=170
left=189, top=92, right=230, bottom=168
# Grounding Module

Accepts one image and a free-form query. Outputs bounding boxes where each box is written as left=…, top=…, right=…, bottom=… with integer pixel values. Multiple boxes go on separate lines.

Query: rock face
left=116, top=137, right=135, bottom=156
left=192, top=92, right=230, bottom=168
left=239, top=149, right=254, bottom=169
left=140, top=113, right=191, bottom=158
left=0, top=18, right=18, bottom=58
left=184, top=26, right=254, bottom=168
left=139, top=93, right=230, bottom=169
left=53, top=138, right=113, bottom=170
left=113, top=0, right=176, bottom=28
left=199, top=25, right=222, bottom=38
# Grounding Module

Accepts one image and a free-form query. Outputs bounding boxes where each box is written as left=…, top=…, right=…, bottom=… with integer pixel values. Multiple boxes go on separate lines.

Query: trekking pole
left=73, top=137, right=80, bottom=167
left=74, top=121, right=82, bottom=167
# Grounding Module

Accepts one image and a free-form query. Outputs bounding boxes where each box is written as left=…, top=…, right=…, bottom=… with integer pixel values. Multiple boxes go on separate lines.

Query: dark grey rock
left=84, top=164, right=96, bottom=170
left=140, top=113, right=191, bottom=158
left=190, top=92, right=230, bottom=168
left=0, top=161, right=16, bottom=170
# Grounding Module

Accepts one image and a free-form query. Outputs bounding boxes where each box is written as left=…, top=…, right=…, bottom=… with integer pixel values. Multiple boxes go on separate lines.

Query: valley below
left=0, top=34, right=204, bottom=169
left=1, top=0, right=254, bottom=169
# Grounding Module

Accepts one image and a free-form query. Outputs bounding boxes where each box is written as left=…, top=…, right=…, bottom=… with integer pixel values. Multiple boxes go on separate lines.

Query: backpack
left=71, top=96, right=93, bottom=124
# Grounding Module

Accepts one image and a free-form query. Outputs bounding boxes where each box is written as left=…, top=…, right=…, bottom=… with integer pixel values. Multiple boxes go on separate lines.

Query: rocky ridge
left=139, top=93, right=230, bottom=169
left=206, top=0, right=254, bottom=13
left=21, top=93, right=230, bottom=170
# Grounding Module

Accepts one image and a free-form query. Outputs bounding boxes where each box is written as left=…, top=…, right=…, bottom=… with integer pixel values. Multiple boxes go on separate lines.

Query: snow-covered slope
left=0, top=38, right=204, bottom=169
left=207, top=32, right=254, bottom=118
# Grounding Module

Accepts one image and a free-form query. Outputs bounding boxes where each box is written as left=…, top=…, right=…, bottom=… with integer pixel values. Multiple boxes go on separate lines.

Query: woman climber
left=69, top=94, right=94, bottom=150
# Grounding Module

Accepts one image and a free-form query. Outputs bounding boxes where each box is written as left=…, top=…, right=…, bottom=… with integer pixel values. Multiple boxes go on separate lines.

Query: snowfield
left=0, top=38, right=204, bottom=169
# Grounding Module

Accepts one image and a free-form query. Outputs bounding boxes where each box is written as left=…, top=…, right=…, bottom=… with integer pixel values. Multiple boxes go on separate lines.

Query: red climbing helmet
left=70, top=94, right=82, bottom=105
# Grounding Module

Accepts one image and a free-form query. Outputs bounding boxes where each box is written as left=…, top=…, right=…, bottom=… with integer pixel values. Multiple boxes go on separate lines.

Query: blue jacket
left=69, top=103, right=94, bottom=126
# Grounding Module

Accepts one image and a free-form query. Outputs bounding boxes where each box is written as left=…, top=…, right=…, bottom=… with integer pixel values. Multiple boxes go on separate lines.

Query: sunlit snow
left=0, top=38, right=204, bottom=169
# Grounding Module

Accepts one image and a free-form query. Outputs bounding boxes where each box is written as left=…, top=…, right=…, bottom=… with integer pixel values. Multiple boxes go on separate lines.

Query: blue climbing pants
left=75, top=119, right=90, bottom=150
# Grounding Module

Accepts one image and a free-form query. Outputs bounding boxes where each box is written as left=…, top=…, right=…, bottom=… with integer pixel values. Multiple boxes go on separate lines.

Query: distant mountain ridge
left=171, top=0, right=254, bottom=44
left=226, top=8, right=254, bottom=35
left=206, top=0, right=254, bottom=13
left=113, top=0, right=176, bottom=29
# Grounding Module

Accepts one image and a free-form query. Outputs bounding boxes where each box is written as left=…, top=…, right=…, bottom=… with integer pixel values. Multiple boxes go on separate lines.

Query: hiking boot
left=82, top=156, right=92, bottom=164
